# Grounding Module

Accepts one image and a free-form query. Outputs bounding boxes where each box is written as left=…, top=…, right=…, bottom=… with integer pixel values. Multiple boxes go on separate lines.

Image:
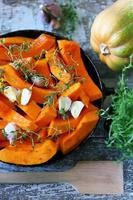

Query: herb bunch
left=101, top=56, right=133, bottom=159
left=57, top=1, right=78, bottom=38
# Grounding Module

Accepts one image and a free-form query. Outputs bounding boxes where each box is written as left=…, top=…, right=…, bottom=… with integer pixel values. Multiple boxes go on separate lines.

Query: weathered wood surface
left=0, top=0, right=132, bottom=199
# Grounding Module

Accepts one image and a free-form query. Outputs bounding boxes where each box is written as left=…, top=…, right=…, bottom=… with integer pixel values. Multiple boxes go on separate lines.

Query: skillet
left=0, top=30, right=113, bottom=170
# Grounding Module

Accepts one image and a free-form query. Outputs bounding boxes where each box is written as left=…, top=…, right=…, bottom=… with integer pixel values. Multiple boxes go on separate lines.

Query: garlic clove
left=4, top=86, right=18, bottom=102
left=4, top=122, right=18, bottom=133
left=59, top=96, right=72, bottom=112
left=31, top=75, right=48, bottom=87
left=4, top=122, right=19, bottom=144
left=20, top=88, right=32, bottom=106
left=50, top=19, right=60, bottom=30
left=70, top=101, right=84, bottom=119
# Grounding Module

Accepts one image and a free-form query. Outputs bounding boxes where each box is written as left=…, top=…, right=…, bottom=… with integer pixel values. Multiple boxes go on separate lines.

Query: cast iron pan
left=0, top=30, right=113, bottom=168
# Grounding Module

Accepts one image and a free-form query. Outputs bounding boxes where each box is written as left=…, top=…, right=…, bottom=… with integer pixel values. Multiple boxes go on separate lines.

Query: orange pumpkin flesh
left=0, top=34, right=102, bottom=165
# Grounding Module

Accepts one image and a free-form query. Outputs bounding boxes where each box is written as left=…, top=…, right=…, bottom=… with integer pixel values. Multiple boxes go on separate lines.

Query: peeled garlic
left=4, top=86, right=18, bottom=102
left=31, top=75, right=48, bottom=87
left=70, top=101, right=84, bottom=119
left=21, top=88, right=32, bottom=105
left=59, top=96, right=72, bottom=112
left=4, top=122, right=19, bottom=144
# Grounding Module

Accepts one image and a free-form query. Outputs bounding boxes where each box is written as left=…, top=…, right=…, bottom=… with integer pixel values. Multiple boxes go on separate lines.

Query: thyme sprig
left=1, top=128, right=43, bottom=149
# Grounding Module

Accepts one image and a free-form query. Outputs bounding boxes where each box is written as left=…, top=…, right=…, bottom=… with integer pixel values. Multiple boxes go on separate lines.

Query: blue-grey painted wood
left=0, top=0, right=132, bottom=199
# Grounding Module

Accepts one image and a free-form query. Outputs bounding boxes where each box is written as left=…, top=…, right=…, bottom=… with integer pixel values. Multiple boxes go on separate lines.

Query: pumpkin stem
left=100, top=43, right=110, bottom=55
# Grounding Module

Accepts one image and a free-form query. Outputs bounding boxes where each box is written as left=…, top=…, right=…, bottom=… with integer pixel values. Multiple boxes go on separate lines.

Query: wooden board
left=0, top=161, right=123, bottom=194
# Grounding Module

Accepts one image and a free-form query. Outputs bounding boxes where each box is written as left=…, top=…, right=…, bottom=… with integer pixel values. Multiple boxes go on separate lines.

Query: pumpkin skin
left=90, top=0, right=133, bottom=71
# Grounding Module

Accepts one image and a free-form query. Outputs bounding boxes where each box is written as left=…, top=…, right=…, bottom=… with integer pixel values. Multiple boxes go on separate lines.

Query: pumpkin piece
left=0, top=34, right=56, bottom=61
left=22, top=34, right=56, bottom=58
left=61, top=82, right=82, bottom=100
left=45, top=47, right=57, bottom=66
left=0, top=120, right=7, bottom=129
left=2, top=64, right=27, bottom=89
left=48, top=107, right=90, bottom=137
left=50, top=65, right=71, bottom=84
left=59, top=110, right=99, bottom=154
left=38, top=129, right=48, bottom=142
left=0, top=37, right=33, bottom=47
left=0, top=133, right=6, bottom=142
left=0, top=100, right=38, bottom=131
left=30, top=129, right=48, bottom=143
left=79, top=90, right=90, bottom=108
left=34, top=59, right=54, bottom=87
left=46, top=47, right=71, bottom=84
left=0, top=60, right=9, bottom=65
left=36, top=105, right=57, bottom=127
left=58, top=40, right=102, bottom=101
left=48, top=117, right=78, bottom=137
left=0, top=120, right=8, bottom=141
left=0, top=37, right=33, bottom=61
left=0, top=48, right=10, bottom=61
left=31, top=87, right=53, bottom=104
left=0, top=99, right=11, bottom=116
left=0, top=93, right=15, bottom=109
left=55, top=81, right=66, bottom=92
left=5, top=110, right=38, bottom=131
left=18, top=101, right=41, bottom=120
left=0, top=139, right=57, bottom=165
left=0, top=141, right=9, bottom=149
left=35, top=59, right=50, bottom=78
left=88, top=103, right=99, bottom=112
left=90, top=0, right=133, bottom=71
left=2, top=65, right=54, bottom=104
left=14, top=57, right=36, bottom=70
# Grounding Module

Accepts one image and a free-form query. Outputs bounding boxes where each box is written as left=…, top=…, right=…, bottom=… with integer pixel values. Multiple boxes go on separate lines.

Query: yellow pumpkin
left=90, top=0, right=133, bottom=71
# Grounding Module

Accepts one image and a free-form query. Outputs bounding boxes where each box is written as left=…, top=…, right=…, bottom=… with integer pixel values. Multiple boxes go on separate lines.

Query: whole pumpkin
left=90, top=0, right=133, bottom=71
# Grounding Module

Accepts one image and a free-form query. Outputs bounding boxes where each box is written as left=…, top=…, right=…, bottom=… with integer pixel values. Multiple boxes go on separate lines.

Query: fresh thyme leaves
left=65, top=82, right=71, bottom=90
left=0, top=71, right=7, bottom=92
left=47, top=128, right=62, bottom=140
left=1, top=128, right=7, bottom=138
left=0, top=81, right=7, bottom=92
left=21, top=42, right=31, bottom=52
left=21, top=132, right=27, bottom=140
left=0, top=69, right=4, bottom=78
left=12, top=59, right=49, bottom=87
left=58, top=2, right=78, bottom=38
left=16, top=130, right=42, bottom=148
left=58, top=108, right=68, bottom=120
left=43, top=92, right=57, bottom=106
left=66, top=65, right=75, bottom=72
left=8, top=42, right=31, bottom=54
left=0, top=38, right=5, bottom=44
left=101, top=56, right=133, bottom=159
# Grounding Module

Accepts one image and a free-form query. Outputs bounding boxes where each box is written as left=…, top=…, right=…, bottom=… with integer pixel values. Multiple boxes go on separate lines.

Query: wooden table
left=0, top=0, right=132, bottom=199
